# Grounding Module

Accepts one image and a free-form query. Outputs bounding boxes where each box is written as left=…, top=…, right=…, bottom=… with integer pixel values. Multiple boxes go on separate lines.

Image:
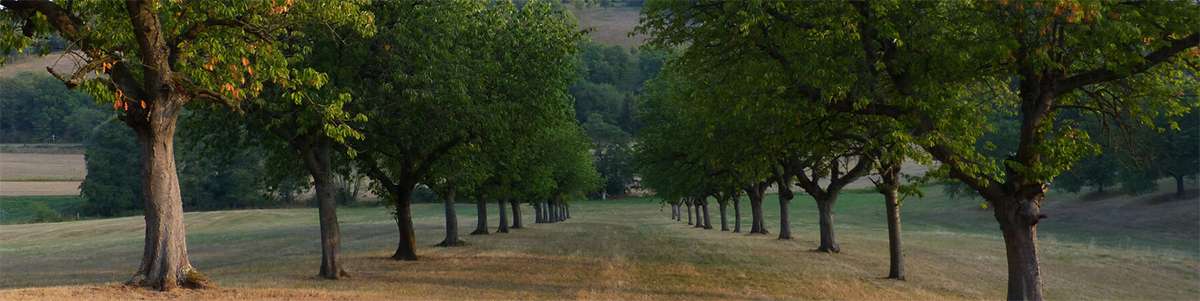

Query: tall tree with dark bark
left=0, top=0, right=370, bottom=290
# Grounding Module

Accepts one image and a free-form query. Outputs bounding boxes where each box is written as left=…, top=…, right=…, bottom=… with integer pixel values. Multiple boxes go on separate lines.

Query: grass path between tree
left=0, top=195, right=1196, bottom=300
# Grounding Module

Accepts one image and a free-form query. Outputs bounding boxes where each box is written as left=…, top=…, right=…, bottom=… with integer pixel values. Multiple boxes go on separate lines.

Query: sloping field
left=0, top=152, right=85, bottom=196
left=571, top=6, right=645, bottom=48
left=0, top=190, right=1196, bottom=300
left=0, top=52, right=82, bottom=78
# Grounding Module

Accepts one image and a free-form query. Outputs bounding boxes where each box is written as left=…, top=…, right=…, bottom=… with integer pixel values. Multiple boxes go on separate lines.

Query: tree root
left=181, top=266, right=214, bottom=289
left=124, top=266, right=213, bottom=291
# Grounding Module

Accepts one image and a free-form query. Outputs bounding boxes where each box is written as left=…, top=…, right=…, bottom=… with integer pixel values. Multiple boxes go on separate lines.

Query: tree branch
left=1056, top=33, right=1198, bottom=96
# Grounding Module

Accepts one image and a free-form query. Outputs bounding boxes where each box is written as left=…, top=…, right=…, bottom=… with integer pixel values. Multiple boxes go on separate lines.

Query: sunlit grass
left=0, top=193, right=1196, bottom=300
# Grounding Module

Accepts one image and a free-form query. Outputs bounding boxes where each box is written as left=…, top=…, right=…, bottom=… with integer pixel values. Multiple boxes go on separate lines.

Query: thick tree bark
left=718, top=201, right=729, bottom=231
left=815, top=195, right=839, bottom=253
left=391, top=184, right=418, bottom=260
left=510, top=199, right=523, bottom=229
left=548, top=201, right=557, bottom=223
left=128, top=108, right=209, bottom=290
left=693, top=200, right=704, bottom=228
left=116, top=1, right=209, bottom=291
left=701, top=199, right=712, bottom=229
left=685, top=202, right=693, bottom=225
left=438, top=188, right=464, bottom=247
left=299, top=139, right=346, bottom=279
left=497, top=199, right=509, bottom=233
left=993, top=195, right=1045, bottom=301
left=471, top=194, right=488, bottom=235
left=733, top=197, right=741, bottom=233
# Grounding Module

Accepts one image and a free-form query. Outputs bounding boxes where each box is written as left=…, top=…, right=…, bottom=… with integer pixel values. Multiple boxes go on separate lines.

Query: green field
left=0, top=189, right=1196, bottom=300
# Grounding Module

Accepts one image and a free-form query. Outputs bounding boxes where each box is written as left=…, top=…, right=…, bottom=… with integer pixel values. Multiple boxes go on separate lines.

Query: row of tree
left=2, top=0, right=598, bottom=290
left=633, top=1, right=1197, bottom=300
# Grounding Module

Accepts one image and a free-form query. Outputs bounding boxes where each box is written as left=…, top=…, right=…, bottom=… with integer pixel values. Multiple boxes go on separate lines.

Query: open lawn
left=0, top=188, right=1196, bottom=300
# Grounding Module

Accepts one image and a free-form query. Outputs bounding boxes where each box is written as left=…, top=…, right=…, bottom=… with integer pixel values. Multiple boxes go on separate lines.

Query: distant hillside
left=570, top=6, right=645, bottom=48
left=0, top=52, right=81, bottom=78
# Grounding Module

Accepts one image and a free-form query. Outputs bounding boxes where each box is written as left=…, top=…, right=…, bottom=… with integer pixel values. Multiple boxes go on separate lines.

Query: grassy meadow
left=0, top=187, right=1196, bottom=300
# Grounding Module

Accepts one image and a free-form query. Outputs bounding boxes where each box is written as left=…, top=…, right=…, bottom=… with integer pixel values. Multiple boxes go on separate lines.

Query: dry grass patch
left=0, top=200, right=1196, bottom=300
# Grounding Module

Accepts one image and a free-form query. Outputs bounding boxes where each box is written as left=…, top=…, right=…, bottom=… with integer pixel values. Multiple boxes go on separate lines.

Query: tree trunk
left=777, top=176, right=794, bottom=239
left=686, top=203, right=693, bottom=225
left=497, top=199, right=509, bottom=233
left=815, top=195, right=839, bottom=253
left=994, top=195, right=1044, bottom=301
left=471, top=195, right=488, bottom=235
left=391, top=184, right=418, bottom=260
left=548, top=201, right=557, bottom=223
left=718, top=201, right=728, bottom=231
left=510, top=199, right=523, bottom=229
left=300, top=139, right=346, bottom=279
left=693, top=200, right=704, bottom=228
left=565, top=203, right=570, bottom=219
left=878, top=164, right=904, bottom=280
left=438, top=188, right=463, bottom=247
left=733, top=197, right=741, bottom=233
left=1175, top=174, right=1187, bottom=199
left=747, top=187, right=768, bottom=234
left=701, top=199, right=712, bottom=229
left=127, top=107, right=210, bottom=290
left=778, top=197, right=792, bottom=239
left=534, top=202, right=544, bottom=223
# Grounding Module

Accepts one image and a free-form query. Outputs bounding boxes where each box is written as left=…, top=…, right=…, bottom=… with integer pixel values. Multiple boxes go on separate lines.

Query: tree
left=344, top=0, right=582, bottom=260
left=1, top=0, right=373, bottom=289
left=80, top=120, right=142, bottom=217
left=639, top=1, right=1198, bottom=299
left=1124, top=111, right=1200, bottom=198
left=238, top=3, right=373, bottom=278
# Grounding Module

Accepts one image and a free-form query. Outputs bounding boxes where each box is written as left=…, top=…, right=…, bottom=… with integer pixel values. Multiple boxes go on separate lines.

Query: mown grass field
left=0, top=187, right=1196, bottom=300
